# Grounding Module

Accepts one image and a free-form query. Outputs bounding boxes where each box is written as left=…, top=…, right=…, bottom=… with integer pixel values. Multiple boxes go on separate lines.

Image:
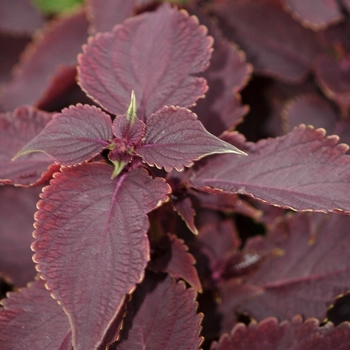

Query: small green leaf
left=111, top=160, right=126, bottom=179
left=126, top=90, right=137, bottom=124
left=31, top=0, right=83, bottom=14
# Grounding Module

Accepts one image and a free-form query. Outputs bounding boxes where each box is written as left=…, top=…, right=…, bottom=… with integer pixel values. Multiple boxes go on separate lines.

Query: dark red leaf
left=191, top=10, right=252, bottom=135
left=98, top=296, right=130, bottom=349
left=199, top=219, right=240, bottom=261
left=15, top=104, right=113, bottom=165
left=0, top=35, right=31, bottom=84
left=0, top=0, right=44, bottom=35
left=78, top=3, right=213, bottom=119
left=0, top=280, right=72, bottom=350
left=0, top=186, right=40, bottom=286
left=172, top=196, right=198, bottom=234
left=112, top=114, right=145, bottom=145
left=221, top=212, right=350, bottom=323
left=283, top=93, right=338, bottom=132
left=32, top=163, right=170, bottom=349
left=0, top=106, right=57, bottom=186
left=136, top=106, right=246, bottom=172
left=86, top=0, right=138, bottom=34
left=344, top=0, right=350, bottom=11
left=190, top=190, right=262, bottom=219
left=282, top=93, right=350, bottom=148
left=210, top=0, right=322, bottom=83
left=0, top=10, right=88, bottom=111
left=189, top=126, right=350, bottom=212
left=315, top=54, right=350, bottom=109
left=211, top=315, right=350, bottom=350
left=149, top=233, right=202, bottom=292
left=282, top=0, right=344, bottom=30
left=116, top=273, right=203, bottom=349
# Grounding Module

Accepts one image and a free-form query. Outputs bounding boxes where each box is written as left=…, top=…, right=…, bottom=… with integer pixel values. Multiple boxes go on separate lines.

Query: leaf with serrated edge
left=78, top=3, right=213, bottom=119
left=219, top=212, right=350, bottom=324
left=283, top=0, right=343, bottom=30
left=116, top=273, right=203, bottom=349
left=0, top=186, right=40, bottom=286
left=189, top=125, right=350, bottom=213
left=209, top=0, right=321, bottom=83
left=86, top=0, right=138, bottom=34
left=211, top=315, right=350, bottom=350
left=148, top=233, right=202, bottom=292
left=0, top=280, right=72, bottom=350
left=32, top=163, right=170, bottom=350
left=136, top=106, right=246, bottom=172
left=0, top=10, right=88, bottom=111
left=14, top=104, right=113, bottom=166
left=0, top=105, right=56, bottom=186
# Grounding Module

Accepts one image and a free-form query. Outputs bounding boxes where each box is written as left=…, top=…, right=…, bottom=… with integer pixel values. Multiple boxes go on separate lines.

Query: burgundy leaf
left=344, top=0, right=350, bottom=11
left=191, top=10, right=252, bottom=135
left=0, top=10, right=88, bottom=111
left=210, top=0, right=322, bottom=83
left=282, top=0, right=344, bottom=30
left=173, top=196, right=198, bottom=234
left=149, top=233, right=202, bottom=292
left=282, top=93, right=350, bottom=148
left=0, top=186, right=40, bottom=286
left=315, top=54, right=350, bottom=109
left=189, top=126, right=350, bottom=212
left=198, top=219, right=240, bottom=264
left=0, top=35, right=31, bottom=84
left=283, top=93, right=338, bottom=132
left=0, top=105, right=57, bottom=186
left=190, top=190, right=262, bottom=219
left=116, top=273, right=203, bottom=349
left=112, top=114, right=145, bottom=144
left=136, top=106, right=246, bottom=172
left=98, top=296, right=130, bottom=349
left=86, top=0, right=138, bottom=34
left=0, top=0, right=44, bottom=35
left=221, top=212, right=350, bottom=322
left=36, top=65, right=78, bottom=110
left=15, top=104, right=113, bottom=165
left=217, top=280, right=264, bottom=333
left=78, top=3, right=213, bottom=119
left=0, top=280, right=72, bottom=350
left=32, top=163, right=170, bottom=350
left=211, top=315, right=350, bottom=350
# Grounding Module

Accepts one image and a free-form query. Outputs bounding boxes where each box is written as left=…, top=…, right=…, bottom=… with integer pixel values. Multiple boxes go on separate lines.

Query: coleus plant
left=3, top=0, right=350, bottom=349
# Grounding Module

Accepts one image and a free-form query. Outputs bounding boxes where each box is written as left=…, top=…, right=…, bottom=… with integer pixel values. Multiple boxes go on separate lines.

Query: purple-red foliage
left=2, top=0, right=350, bottom=349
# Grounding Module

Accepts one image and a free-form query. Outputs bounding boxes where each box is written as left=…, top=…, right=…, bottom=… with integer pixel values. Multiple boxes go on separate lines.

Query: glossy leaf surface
left=116, top=273, right=203, bottom=350
left=0, top=106, right=56, bottom=186
left=15, top=104, right=113, bottom=165
left=78, top=3, right=213, bottom=119
left=0, top=280, right=71, bottom=350
left=211, top=315, right=350, bottom=350
left=189, top=126, right=350, bottom=212
left=136, top=106, right=246, bottom=172
left=32, top=163, right=170, bottom=350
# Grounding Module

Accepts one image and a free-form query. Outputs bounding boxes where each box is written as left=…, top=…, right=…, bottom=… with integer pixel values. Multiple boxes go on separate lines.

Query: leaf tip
left=126, top=90, right=137, bottom=124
